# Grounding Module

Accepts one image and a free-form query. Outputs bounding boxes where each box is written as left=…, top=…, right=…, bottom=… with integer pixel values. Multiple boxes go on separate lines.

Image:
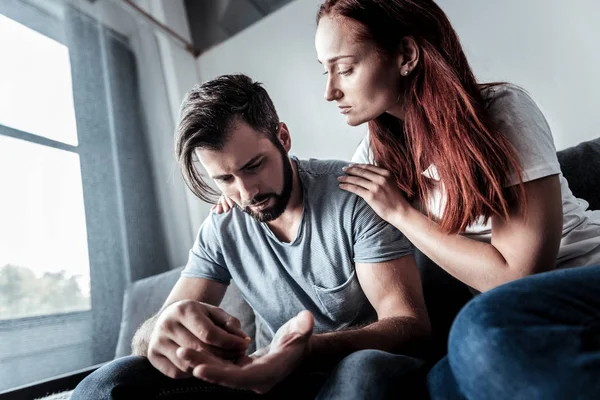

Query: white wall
left=142, top=0, right=214, bottom=234
left=196, top=0, right=600, bottom=167
left=437, top=0, right=600, bottom=151
left=134, top=0, right=201, bottom=265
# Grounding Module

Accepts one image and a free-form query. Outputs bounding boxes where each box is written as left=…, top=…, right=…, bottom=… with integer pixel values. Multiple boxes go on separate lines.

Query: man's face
left=197, top=120, right=293, bottom=222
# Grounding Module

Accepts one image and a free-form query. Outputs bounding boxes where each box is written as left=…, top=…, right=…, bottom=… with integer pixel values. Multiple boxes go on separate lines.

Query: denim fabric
left=428, top=265, right=600, bottom=400
left=316, top=350, right=427, bottom=400
left=72, top=350, right=425, bottom=399
left=71, top=356, right=259, bottom=399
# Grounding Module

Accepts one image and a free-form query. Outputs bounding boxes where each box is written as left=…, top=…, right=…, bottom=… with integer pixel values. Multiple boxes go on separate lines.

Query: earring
left=403, top=70, right=410, bottom=76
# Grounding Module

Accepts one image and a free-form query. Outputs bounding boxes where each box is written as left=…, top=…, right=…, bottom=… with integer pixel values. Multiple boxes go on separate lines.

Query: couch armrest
left=114, top=267, right=184, bottom=358
left=0, top=363, right=105, bottom=400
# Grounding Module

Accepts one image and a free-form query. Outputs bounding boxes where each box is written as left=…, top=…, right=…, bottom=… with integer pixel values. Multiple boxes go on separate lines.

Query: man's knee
left=71, top=356, right=155, bottom=400
left=318, top=350, right=426, bottom=399
left=335, top=350, right=424, bottom=388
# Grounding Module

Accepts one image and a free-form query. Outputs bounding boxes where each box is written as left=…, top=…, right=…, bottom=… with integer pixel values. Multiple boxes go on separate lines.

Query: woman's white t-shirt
left=351, top=84, right=600, bottom=268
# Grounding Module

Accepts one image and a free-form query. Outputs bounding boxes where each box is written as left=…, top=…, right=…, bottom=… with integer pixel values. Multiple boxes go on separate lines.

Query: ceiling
left=184, top=0, right=295, bottom=55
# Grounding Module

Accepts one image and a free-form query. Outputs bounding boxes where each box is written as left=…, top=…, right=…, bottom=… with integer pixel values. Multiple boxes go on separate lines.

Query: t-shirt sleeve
left=181, top=215, right=231, bottom=284
left=352, top=197, right=413, bottom=263
left=487, top=85, right=561, bottom=186
left=351, top=133, right=375, bottom=164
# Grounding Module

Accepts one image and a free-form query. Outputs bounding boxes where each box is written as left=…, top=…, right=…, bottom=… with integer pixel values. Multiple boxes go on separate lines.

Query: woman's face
left=315, top=15, right=404, bottom=126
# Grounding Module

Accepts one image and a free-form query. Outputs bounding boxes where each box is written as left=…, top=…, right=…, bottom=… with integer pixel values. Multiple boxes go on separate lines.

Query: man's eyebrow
left=318, top=55, right=354, bottom=64
left=239, top=155, right=263, bottom=170
left=211, top=155, right=263, bottom=180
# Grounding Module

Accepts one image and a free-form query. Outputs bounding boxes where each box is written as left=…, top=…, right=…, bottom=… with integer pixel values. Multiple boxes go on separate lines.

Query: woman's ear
left=397, top=36, right=420, bottom=75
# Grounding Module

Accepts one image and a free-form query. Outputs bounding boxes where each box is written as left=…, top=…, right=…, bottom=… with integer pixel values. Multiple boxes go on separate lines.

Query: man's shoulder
left=297, top=158, right=347, bottom=178
left=296, top=158, right=360, bottom=211
left=198, top=207, right=253, bottom=242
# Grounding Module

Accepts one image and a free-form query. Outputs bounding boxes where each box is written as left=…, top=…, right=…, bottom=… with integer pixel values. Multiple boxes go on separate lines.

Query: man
left=72, top=74, right=430, bottom=399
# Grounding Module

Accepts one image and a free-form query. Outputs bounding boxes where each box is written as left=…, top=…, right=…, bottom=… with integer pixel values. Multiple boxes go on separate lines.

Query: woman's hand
left=212, top=195, right=235, bottom=214
left=338, top=163, right=410, bottom=223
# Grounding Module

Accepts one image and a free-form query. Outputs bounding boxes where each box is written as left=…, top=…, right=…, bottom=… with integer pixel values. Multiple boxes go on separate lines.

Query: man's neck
left=265, top=158, right=303, bottom=243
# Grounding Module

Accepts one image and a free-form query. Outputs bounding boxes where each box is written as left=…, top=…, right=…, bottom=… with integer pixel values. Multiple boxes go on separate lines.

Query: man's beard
left=241, top=146, right=294, bottom=223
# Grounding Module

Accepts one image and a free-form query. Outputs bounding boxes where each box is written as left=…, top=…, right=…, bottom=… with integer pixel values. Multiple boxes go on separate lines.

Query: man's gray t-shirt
left=182, top=158, right=413, bottom=340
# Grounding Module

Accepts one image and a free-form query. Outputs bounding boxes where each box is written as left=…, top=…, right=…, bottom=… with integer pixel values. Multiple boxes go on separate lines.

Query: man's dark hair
left=175, top=74, right=280, bottom=203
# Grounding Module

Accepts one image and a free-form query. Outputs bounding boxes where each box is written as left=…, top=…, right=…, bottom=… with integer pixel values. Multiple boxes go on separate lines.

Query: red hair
left=318, top=0, right=525, bottom=234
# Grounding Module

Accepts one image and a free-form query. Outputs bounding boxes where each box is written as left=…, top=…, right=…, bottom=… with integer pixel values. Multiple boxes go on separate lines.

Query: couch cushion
left=115, top=267, right=256, bottom=358
left=557, top=136, right=600, bottom=210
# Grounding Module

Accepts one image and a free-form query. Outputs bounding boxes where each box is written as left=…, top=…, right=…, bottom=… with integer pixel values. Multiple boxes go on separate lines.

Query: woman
left=311, top=0, right=600, bottom=399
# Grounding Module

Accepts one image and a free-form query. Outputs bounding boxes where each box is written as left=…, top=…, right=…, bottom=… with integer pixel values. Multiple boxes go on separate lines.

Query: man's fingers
left=153, top=353, right=193, bottom=379
left=168, top=323, right=245, bottom=359
left=149, top=340, right=193, bottom=378
left=182, top=311, right=250, bottom=351
left=193, top=362, right=269, bottom=393
left=167, top=322, right=204, bottom=350
left=291, top=310, right=314, bottom=336
left=177, top=347, right=231, bottom=368
left=206, top=307, right=250, bottom=340
left=194, top=355, right=280, bottom=394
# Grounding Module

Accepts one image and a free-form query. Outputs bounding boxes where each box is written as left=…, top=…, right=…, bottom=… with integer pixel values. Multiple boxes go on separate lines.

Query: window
left=0, top=14, right=91, bottom=321
left=0, top=0, right=169, bottom=391
left=0, top=6, right=95, bottom=391
left=0, top=13, right=78, bottom=145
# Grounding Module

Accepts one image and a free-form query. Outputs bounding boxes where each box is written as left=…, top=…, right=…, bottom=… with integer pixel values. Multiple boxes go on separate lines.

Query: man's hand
left=147, top=300, right=251, bottom=379
left=178, top=311, right=314, bottom=394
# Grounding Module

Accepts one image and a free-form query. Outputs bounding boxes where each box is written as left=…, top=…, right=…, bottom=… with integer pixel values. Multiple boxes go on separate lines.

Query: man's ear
left=276, top=122, right=292, bottom=152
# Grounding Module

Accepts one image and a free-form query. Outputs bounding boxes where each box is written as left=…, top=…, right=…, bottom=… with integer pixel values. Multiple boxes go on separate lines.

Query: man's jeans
left=427, top=265, right=600, bottom=400
left=72, top=349, right=426, bottom=399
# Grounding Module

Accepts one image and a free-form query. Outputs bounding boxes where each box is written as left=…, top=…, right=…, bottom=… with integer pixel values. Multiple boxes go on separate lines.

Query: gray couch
left=9, top=136, right=600, bottom=400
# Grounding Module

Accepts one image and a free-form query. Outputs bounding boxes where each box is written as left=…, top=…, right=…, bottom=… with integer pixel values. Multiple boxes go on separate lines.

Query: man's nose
left=238, top=180, right=259, bottom=204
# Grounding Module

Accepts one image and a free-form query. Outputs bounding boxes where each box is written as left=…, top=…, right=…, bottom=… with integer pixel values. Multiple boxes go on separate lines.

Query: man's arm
left=181, top=254, right=431, bottom=393
left=308, top=254, right=431, bottom=363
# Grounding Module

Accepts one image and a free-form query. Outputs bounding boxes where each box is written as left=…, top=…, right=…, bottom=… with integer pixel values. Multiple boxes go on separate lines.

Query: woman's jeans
left=428, top=265, right=600, bottom=400
left=72, top=349, right=426, bottom=399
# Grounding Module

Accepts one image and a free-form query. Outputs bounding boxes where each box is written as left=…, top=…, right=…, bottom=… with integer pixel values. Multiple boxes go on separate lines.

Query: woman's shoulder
left=351, top=132, right=375, bottom=164
left=480, top=83, right=560, bottom=184
left=480, top=83, right=535, bottom=112
left=480, top=83, right=549, bottom=133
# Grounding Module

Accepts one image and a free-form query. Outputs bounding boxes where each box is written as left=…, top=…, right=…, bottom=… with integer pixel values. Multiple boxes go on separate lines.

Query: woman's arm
left=339, top=165, right=563, bottom=292
left=393, top=176, right=562, bottom=291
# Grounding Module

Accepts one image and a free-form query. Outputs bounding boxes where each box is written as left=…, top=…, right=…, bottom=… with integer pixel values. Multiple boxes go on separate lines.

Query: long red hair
left=318, top=0, right=525, bottom=234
